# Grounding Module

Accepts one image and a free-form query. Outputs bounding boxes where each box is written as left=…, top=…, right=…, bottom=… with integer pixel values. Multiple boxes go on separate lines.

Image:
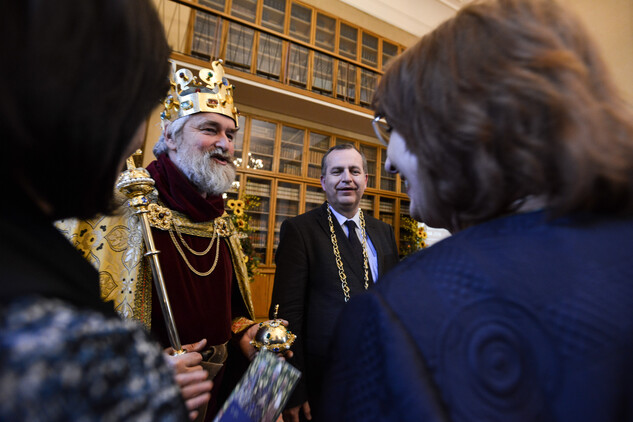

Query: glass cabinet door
left=289, top=2, right=312, bottom=43
left=192, top=11, right=223, bottom=61
left=380, top=147, right=397, bottom=192
left=248, top=118, right=276, bottom=171
left=226, top=22, right=255, bottom=71
left=359, top=144, right=377, bottom=188
left=361, top=32, right=378, bottom=67
left=287, top=43, right=310, bottom=88
left=279, top=125, right=304, bottom=177
left=305, top=185, right=326, bottom=212
left=379, top=197, right=395, bottom=226
left=382, top=41, right=398, bottom=70
left=338, top=22, right=357, bottom=60
left=199, top=0, right=226, bottom=11
left=223, top=173, right=242, bottom=205
left=233, top=115, right=246, bottom=167
left=244, top=177, right=272, bottom=264
left=308, top=132, right=330, bottom=179
left=230, top=0, right=257, bottom=22
left=273, top=181, right=301, bottom=254
left=261, top=0, right=285, bottom=32
left=360, top=69, right=378, bottom=106
left=315, top=13, right=335, bottom=51
left=312, top=52, right=333, bottom=95
left=337, top=61, right=356, bottom=103
left=257, top=33, right=283, bottom=79
left=359, top=193, right=374, bottom=216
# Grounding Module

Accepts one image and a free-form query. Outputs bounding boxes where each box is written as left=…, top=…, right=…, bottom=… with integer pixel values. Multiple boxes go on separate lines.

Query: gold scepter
left=116, top=150, right=184, bottom=355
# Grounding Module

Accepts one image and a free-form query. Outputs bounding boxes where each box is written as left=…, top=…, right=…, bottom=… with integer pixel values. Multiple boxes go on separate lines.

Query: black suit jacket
left=270, top=202, right=399, bottom=410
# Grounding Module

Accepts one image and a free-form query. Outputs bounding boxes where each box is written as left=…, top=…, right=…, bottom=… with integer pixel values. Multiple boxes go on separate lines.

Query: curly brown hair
left=373, top=0, right=633, bottom=232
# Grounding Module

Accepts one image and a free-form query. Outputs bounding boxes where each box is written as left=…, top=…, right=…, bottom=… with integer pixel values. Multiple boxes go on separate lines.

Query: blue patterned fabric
left=0, top=201, right=188, bottom=421
left=322, top=211, right=633, bottom=421
left=0, top=298, right=187, bottom=421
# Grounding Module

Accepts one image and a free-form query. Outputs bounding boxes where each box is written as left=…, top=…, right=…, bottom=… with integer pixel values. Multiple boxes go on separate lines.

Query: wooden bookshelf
left=289, top=2, right=311, bottom=43
left=249, top=118, right=276, bottom=171
left=361, top=32, right=378, bottom=67
left=380, top=148, right=397, bottom=192
left=230, top=0, right=257, bottom=22
left=382, top=40, right=399, bottom=70
left=261, top=0, right=285, bottom=32
left=257, top=33, right=283, bottom=79
left=359, top=144, right=377, bottom=188
left=244, top=176, right=272, bottom=263
left=338, top=22, right=357, bottom=60
left=273, top=181, right=301, bottom=254
left=379, top=197, right=395, bottom=226
left=315, top=12, right=336, bottom=52
left=225, top=22, right=255, bottom=70
left=312, top=52, right=333, bottom=95
left=188, top=0, right=406, bottom=109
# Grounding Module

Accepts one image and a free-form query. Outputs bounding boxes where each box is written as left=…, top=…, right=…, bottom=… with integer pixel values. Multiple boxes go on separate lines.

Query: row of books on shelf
left=250, top=143, right=275, bottom=156
left=277, top=185, right=300, bottom=200
left=250, top=123, right=276, bottom=140
left=280, top=147, right=302, bottom=160
left=307, top=166, right=321, bottom=179
left=246, top=182, right=271, bottom=197
left=379, top=202, right=395, bottom=213
left=308, top=149, right=325, bottom=164
left=305, top=190, right=325, bottom=204
left=282, top=129, right=305, bottom=145
left=280, top=162, right=301, bottom=176
left=359, top=198, right=374, bottom=211
left=276, top=202, right=298, bottom=215
left=249, top=232, right=268, bottom=248
left=381, top=180, right=396, bottom=191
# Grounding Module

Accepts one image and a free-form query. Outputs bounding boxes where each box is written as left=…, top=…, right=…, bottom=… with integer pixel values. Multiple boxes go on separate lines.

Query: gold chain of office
left=168, top=221, right=221, bottom=277
left=326, top=205, right=370, bottom=302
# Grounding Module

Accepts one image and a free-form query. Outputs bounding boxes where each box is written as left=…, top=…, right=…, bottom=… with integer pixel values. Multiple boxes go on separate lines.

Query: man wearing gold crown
left=57, top=60, right=260, bottom=421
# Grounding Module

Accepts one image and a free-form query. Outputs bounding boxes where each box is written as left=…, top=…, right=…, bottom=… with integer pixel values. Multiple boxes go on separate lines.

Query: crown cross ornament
left=161, top=60, right=239, bottom=128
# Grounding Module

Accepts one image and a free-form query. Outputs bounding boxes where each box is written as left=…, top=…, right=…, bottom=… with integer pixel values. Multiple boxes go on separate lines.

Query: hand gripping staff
left=117, top=151, right=185, bottom=355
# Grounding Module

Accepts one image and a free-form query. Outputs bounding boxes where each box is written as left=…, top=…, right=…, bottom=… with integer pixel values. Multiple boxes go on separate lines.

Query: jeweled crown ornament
left=250, top=305, right=296, bottom=353
left=161, top=60, right=239, bottom=128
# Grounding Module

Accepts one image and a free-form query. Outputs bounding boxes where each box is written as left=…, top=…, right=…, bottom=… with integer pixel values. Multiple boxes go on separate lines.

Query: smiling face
left=165, top=112, right=237, bottom=197
left=384, top=130, right=424, bottom=221
left=320, top=148, right=368, bottom=218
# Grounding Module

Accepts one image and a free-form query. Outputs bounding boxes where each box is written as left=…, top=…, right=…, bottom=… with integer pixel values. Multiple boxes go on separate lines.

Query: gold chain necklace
left=173, top=220, right=216, bottom=256
left=326, top=204, right=370, bottom=302
left=169, top=225, right=221, bottom=277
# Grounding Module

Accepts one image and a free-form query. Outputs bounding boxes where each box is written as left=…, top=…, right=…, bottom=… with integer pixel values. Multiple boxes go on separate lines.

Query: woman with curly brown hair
left=322, top=0, right=633, bottom=421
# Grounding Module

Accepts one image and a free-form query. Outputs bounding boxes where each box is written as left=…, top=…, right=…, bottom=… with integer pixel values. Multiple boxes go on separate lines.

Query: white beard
left=171, top=146, right=236, bottom=196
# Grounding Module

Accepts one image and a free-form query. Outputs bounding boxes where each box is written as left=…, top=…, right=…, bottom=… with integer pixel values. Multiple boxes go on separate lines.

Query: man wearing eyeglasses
left=271, top=143, right=400, bottom=422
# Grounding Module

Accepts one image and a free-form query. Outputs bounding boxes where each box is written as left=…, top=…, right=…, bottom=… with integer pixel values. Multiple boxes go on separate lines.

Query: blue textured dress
left=322, top=210, right=633, bottom=421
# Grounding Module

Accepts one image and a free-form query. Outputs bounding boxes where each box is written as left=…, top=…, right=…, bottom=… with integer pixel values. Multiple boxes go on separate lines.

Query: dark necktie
left=344, top=220, right=373, bottom=284
left=344, top=220, right=362, bottom=255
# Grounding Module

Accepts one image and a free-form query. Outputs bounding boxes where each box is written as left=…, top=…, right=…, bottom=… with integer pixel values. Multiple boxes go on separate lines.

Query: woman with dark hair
left=0, top=1, right=205, bottom=420
left=322, top=0, right=633, bottom=421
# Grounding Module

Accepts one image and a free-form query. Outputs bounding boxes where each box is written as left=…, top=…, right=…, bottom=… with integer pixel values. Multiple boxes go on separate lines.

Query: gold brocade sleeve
left=54, top=210, right=153, bottom=328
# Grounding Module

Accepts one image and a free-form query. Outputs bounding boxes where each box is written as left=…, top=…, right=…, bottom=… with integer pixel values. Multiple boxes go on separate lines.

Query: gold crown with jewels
left=161, top=60, right=239, bottom=128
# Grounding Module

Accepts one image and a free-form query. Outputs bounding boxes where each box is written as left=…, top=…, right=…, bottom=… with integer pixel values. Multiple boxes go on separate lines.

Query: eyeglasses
left=372, top=115, right=392, bottom=145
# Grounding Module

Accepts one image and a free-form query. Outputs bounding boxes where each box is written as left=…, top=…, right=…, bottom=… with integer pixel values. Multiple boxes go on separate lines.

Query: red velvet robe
left=147, top=154, right=251, bottom=418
